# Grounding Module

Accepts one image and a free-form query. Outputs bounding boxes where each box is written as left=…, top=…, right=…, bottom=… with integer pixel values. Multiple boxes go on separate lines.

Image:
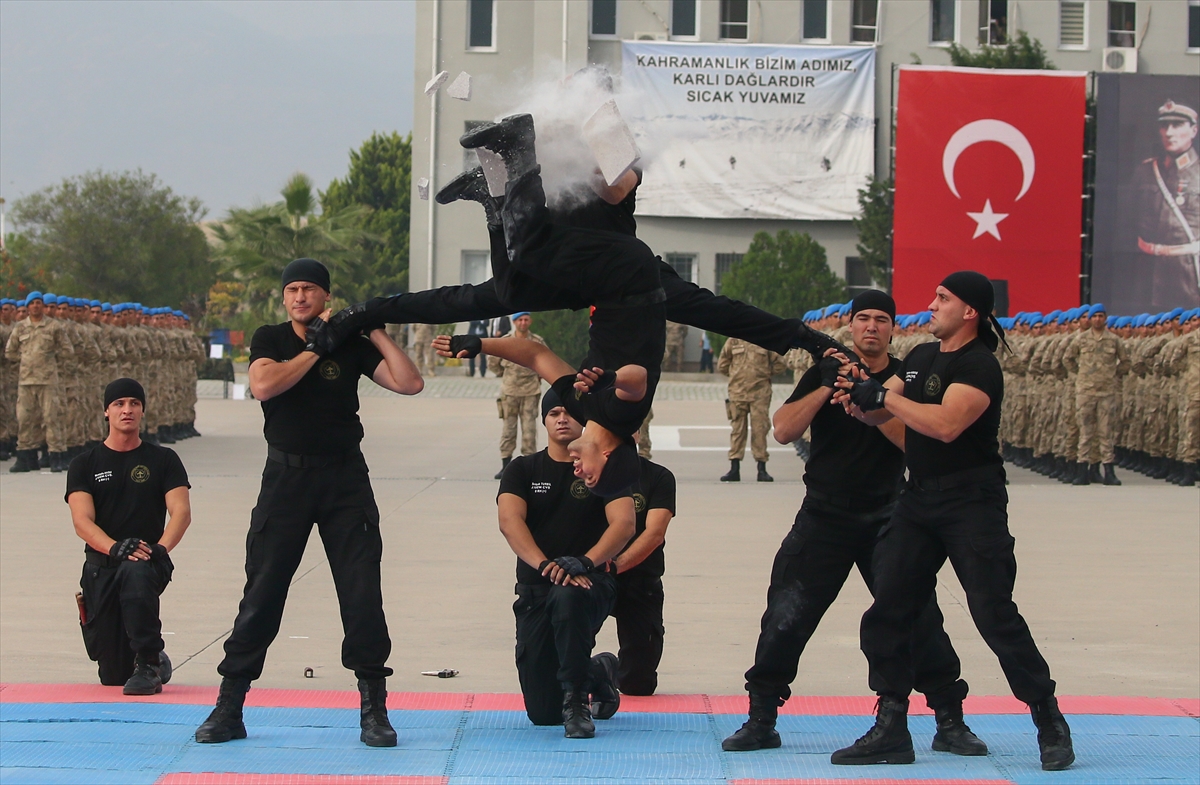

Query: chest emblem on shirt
left=130, top=465, right=150, bottom=483
left=319, top=360, right=341, bottom=380
left=633, top=492, right=647, bottom=512
left=570, top=479, right=590, bottom=499
left=924, top=374, right=942, bottom=397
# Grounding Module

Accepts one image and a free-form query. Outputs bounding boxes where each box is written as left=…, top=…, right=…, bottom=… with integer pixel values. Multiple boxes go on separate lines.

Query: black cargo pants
left=79, top=550, right=173, bottom=686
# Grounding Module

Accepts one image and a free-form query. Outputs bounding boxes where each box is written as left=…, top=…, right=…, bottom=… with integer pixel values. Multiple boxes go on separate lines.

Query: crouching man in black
left=721, top=292, right=985, bottom=760
left=497, top=388, right=635, bottom=738
left=66, top=377, right=192, bottom=694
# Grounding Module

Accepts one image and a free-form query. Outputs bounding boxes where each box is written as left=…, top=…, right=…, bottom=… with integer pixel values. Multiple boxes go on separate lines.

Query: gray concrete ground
left=1, top=380, right=1197, bottom=703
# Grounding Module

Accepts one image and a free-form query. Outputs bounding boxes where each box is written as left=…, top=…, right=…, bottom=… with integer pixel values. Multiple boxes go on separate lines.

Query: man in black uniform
left=602, top=452, right=676, bottom=697
left=194, top=258, right=424, bottom=747
left=721, top=291, right=984, bottom=759
left=66, top=377, right=191, bottom=694
left=833, top=272, right=1075, bottom=771
left=497, top=388, right=634, bottom=738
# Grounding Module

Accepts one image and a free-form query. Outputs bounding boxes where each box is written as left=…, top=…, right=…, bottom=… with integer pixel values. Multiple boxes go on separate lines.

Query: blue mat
left=1, top=702, right=1197, bottom=785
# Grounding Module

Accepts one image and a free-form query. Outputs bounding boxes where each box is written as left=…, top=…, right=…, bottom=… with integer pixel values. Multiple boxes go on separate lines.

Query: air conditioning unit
left=634, top=31, right=668, bottom=41
left=1102, top=47, right=1138, bottom=73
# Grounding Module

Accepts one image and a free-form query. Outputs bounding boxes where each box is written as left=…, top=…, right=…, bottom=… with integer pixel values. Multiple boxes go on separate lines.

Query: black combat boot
left=1030, top=696, right=1075, bottom=771
left=722, top=693, right=782, bottom=751
left=358, top=678, right=398, bottom=747
left=156, top=651, right=172, bottom=685
left=0, top=441, right=9, bottom=461
left=1178, top=462, right=1198, bottom=487
left=38, top=448, right=50, bottom=469
left=1047, top=456, right=1063, bottom=479
left=756, top=461, right=774, bottom=482
left=1150, top=457, right=1170, bottom=479
left=195, top=677, right=251, bottom=743
left=123, top=652, right=163, bottom=695
left=1102, top=463, right=1121, bottom=486
left=720, top=459, right=741, bottom=482
left=436, top=166, right=502, bottom=224
left=9, top=450, right=36, bottom=473
left=157, top=425, right=176, bottom=444
left=1070, top=462, right=1089, bottom=485
left=494, top=456, right=511, bottom=480
left=1087, top=462, right=1103, bottom=483
left=588, top=652, right=621, bottom=720
left=931, top=702, right=988, bottom=756
left=49, top=452, right=68, bottom=473
left=188, top=422, right=202, bottom=437
left=144, top=430, right=160, bottom=446
left=460, top=113, right=539, bottom=181
left=562, top=686, right=595, bottom=739
left=830, top=695, right=915, bottom=765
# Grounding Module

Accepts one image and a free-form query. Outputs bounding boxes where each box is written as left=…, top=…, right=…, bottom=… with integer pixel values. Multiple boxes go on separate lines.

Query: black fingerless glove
left=553, top=555, right=594, bottom=576
left=448, top=334, right=482, bottom=358
left=109, top=538, right=141, bottom=561
left=149, top=543, right=169, bottom=561
left=304, top=316, right=331, bottom=357
left=793, top=323, right=853, bottom=361
left=817, top=356, right=843, bottom=388
left=849, top=375, right=888, bottom=412
left=586, top=369, right=617, bottom=392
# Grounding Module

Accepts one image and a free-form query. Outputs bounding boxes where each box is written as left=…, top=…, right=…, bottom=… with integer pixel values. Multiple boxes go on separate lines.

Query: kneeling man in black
left=497, top=388, right=634, bottom=738
left=66, top=377, right=192, bottom=694
left=721, top=291, right=985, bottom=759
left=834, top=272, right=1074, bottom=771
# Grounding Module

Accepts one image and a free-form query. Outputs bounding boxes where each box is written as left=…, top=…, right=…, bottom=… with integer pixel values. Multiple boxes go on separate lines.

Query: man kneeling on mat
left=496, top=388, right=633, bottom=738
left=66, top=378, right=192, bottom=694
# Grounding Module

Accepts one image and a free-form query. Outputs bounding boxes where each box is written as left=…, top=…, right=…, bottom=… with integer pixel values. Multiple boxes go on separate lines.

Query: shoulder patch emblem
left=570, top=479, right=590, bottom=499
left=633, top=492, right=647, bottom=513
left=130, top=465, right=151, bottom=483
left=319, top=359, right=341, bottom=380
left=924, top=373, right=942, bottom=397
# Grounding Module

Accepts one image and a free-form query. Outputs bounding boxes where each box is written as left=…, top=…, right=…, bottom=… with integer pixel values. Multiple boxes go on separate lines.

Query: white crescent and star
left=941, top=119, right=1036, bottom=241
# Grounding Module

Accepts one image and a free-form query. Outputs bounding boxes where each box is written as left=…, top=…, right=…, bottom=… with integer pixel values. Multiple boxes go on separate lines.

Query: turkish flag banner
left=892, top=66, right=1087, bottom=315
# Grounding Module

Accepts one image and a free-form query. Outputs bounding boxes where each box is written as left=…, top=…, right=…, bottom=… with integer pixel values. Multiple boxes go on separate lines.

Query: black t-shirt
left=550, top=374, right=647, bottom=442
left=787, top=357, right=905, bottom=503
left=249, top=322, right=384, bottom=455
left=900, top=339, right=1004, bottom=480
left=551, top=169, right=641, bottom=238
left=499, top=450, right=629, bottom=584
left=620, top=458, right=676, bottom=578
left=65, top=442, right=190, bottom=554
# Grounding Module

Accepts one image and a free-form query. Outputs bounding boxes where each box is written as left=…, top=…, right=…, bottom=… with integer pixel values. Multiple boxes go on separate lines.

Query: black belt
left=266, top=446, right=358, bottom=469
left=804, top=488, right=897, bottom=513
left=908, top=464, right=1005, bottom=492
left=85, top=550, right=120, bottom=568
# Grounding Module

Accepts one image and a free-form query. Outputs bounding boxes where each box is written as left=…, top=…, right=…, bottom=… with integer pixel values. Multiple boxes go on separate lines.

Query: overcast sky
left=0, top=0, right=415, bottom=221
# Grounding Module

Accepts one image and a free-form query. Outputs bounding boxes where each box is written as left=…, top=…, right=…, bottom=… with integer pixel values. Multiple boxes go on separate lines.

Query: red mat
left=2, top=683, right=1195, bottom=717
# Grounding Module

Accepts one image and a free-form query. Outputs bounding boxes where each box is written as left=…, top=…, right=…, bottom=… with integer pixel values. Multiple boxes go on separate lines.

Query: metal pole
left=561, top=0, right=569, bottom=77
left=0, top=197, right=6, bottom=251
left=426, top=0, right=441, bottom=291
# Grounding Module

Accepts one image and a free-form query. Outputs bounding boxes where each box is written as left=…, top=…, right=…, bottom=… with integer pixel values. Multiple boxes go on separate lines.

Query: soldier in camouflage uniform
left=718, top=337, right=786, bottom=483
left=5, top=292, right=74, bottom=472
left=663, top=321, right=687, bottom=372
left=1063, top=304, right=1129, bottom=485
left=489, top=312, right=546, bottom=479
left=0, top=299, right=17, bottom=459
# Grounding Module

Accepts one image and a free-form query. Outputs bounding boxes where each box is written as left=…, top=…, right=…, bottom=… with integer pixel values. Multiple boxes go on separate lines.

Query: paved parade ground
left=1, top=382, right=1197, bottom=784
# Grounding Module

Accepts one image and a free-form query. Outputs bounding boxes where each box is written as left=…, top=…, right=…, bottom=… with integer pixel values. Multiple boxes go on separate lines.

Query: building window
left=1059, top=1, right=1088, bottom=49
left=851, top=0, right=880, bottom=42
left=672, top=0, right=698, bottom=38
left=461, top=251, right=489, bottom=286
left=467, top=0, right=494, bottom=49
left=845, top=257, right=874, bottom=298
left=978, top=0, right=1008, bottom=44
left=591, top=0, right=618, bottom=38
left=802, top=0, right=830, bottom=41
left=1108, top=0, right=1136, bottom=47
left=719, top=0, right=749, bottom=40
left=931, top=0, right=957, bottom=44
left=715, top=253, right=743, bottom=294
left=666, top=253, right=698, bottom=284
left=1188, top=0, right=1199, bottom=51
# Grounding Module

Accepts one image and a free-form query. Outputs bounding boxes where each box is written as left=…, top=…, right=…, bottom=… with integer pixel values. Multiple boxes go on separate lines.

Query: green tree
left=321, top=132, right=412, bottom=297
left=719, top=231, right=846, bottom=333
left=8, top=170, right=213, bottom=313
left=211, top=173, right=374, bottom=319
left=948, top=30, right=1056, bottom=69
left=853, top=177, right=894, bottom=291
left=531, top=308, right=592, bottom=369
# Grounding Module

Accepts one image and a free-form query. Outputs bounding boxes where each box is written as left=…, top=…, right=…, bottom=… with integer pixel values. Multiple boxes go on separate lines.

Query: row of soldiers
left=785, top=301, right=1200, bottom=487
left=0, top=292, right=207, bottom=473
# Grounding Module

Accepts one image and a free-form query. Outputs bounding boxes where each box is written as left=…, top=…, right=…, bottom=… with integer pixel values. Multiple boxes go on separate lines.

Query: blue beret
left=89, top=300, right=100, bottom=307
left=101, top=302, right=112, bottom=311
left=26, top=291, right=43, bottom=302
left=43, top=294, right=58, bottom=305
left=0, top=298, right=11, bottom=306
left=1167, top=307, right=1184, bottom=318
left=1090, top=303, right=1106, bottom=315
left=17, top=299, right=27, bottom=307
left=917, top=312, right=932, bottom=326
left=823, top=304, right=841, bottom=317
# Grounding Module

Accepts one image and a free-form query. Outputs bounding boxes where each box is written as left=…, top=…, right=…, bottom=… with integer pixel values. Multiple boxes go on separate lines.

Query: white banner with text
left=620, top=41, right=876, bottom=221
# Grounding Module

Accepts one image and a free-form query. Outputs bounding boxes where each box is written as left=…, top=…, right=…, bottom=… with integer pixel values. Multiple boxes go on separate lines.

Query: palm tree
left=211, top=173, right=375, bottom=318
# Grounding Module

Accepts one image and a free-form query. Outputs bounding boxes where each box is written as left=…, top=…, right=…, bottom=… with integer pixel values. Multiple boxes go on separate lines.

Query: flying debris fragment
left=447, top=72, right=472, bottom=101
left=417, top=178, right=430, bottom=200
left=582, top=100, right=641, bottom=187
left=424, top=71, right=449, bottom=96
left=476, top=148, right=509, bottom=197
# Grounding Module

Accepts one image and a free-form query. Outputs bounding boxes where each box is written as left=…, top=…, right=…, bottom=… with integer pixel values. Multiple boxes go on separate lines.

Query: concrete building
left=412, top=0, right=1200, bottom=361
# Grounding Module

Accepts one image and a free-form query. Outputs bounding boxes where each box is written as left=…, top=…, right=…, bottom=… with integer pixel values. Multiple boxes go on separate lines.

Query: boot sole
left=722, top=736, right=782, bottom=751
left=932, top=738, right=988, bottom=756
left=1042, top=751, right=1075, bottom=771
left=361, top=732, right=398, bottom=747
left=195, top=725, right=247, bottom=743
left=831, top=749, right=915, bottom=765
left=123, top=682, right=163, bottom=696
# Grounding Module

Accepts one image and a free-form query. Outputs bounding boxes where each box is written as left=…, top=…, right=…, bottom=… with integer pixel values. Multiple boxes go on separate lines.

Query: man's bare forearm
left=249, top=354, right=319, bottom=400
left=773, top=386, right=831, bottom=444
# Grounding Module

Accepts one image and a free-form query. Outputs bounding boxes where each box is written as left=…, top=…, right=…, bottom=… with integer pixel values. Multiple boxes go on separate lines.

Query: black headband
left=104, top=377, right=146, bottom=409
left=940, top=271, right=1007, bottom=352
left=281, top=258, right=331, bottom=292
left=851, top=289, right=896, bottom=321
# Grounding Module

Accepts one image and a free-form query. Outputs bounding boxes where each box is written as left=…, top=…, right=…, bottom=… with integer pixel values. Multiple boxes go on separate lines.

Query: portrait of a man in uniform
left=1131, top=100, right=1200, bottom=309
